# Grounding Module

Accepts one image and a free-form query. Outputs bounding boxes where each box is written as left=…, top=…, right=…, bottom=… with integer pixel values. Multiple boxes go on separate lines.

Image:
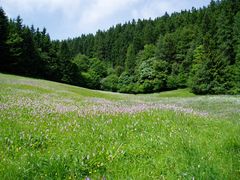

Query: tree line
left=0, top=0, right=240, bottom=94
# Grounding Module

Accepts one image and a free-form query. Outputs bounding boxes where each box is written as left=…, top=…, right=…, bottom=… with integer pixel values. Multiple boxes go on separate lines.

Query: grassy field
left=0, top=73, right=240, bottom=179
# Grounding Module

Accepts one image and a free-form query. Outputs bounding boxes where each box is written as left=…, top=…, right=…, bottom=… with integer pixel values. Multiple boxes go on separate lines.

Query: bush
left=101, top=74, right=119, bottom=92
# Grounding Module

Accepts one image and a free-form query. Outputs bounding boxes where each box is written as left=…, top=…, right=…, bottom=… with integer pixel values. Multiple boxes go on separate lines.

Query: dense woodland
left=0, top=0, right=240, bottom=94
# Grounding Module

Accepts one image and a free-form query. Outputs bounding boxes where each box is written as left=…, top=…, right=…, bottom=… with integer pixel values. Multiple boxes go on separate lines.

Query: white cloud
left=131, top=0, right=205, bottom=20
left=77, top=0, right=138, bottom=33
left=2, top=0, right=82, bottom=19
left=1, top=0, right=211, bottom=39
left=131, top=1, right=172, bottom=19
left=80, top=0, right=137, bottom=23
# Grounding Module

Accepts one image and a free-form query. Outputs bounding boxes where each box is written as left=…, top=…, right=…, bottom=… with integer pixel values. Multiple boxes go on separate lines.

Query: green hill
left=1, top=0, right=240, bottom=95
left=0, top=73, right=239, bottom=179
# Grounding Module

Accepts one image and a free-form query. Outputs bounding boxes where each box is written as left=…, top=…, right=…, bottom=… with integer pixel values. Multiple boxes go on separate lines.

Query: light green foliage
left=136, top=58, right=168, bottom=92
left=136, top=44, right=156, bottom=64
left=117, top=71, right=135, bottom=93
left=188, top=45, right=215, bottom=94
left=0, top=74, right=240, bottom=179
left=101, top=74, right=119, bottom=92
left=89, top=58, right=107, bottom=78
left=82, top=70, right=101, bottom=89
left=72, top=54, right=90, bottom=71
left=188, top=45, right=205, bottom=86
left=73, top=55, right=107, bottom=89
left=6, top=32, right=23, bottom=57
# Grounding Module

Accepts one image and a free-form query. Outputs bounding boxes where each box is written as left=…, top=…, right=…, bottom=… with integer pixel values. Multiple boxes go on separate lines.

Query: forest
left=0, top=0, right=240, bottom=94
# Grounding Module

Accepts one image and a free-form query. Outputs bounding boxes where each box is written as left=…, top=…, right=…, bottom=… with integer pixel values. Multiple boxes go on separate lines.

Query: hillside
left=0, top=73, right=239, bottom=179
left=1, top=0, right=240, bottom=94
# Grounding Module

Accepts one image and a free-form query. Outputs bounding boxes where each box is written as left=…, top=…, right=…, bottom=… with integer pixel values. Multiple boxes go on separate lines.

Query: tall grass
left=0, top=73, right=239, bottom=179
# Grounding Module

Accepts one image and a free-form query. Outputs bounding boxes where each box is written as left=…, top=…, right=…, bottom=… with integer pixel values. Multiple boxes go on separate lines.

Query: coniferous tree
left=189, top=45, right=208, bottom=94
left=0, top=7, right=9, bottom=71
left=125, top=44, right=136, bottom=74
left=6, top=17, right=24, bottom=74
left=1, top=1, right=240, bottom=94
left=233, top=11, right=240, bottom=93
left=59, top=41, right=79, bottom=84
left=21, top=27, right=41, bottom=76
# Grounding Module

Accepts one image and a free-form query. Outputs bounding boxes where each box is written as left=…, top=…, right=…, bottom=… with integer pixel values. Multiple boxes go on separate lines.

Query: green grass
left=154, top=88, right=196, bottom=97
left=0, top=73, right=240, bottom=179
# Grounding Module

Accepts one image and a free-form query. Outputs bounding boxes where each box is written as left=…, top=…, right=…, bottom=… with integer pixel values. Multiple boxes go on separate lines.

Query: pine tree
left=1, top=0, right=240, bottom=94
left=0, top=7, right=9, bottom=71
left=156, top=33, right=177, bottom=64
left=6, top=17, right=24, bottom=74
left=125, top=44, right=136, bottom=74
left=189, top=45, right=212, bottom=94
left=21, top=27, right=41, bottom=75
left=233, top=11, right=240, bottom=93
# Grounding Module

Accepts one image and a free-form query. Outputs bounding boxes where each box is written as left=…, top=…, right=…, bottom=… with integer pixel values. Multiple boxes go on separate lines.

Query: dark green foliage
left=1, top=0, right=240, bottom=94
left=156, top=33, right=177, bottom=63
left=0, top=8, right=9, bottom=71
left=0, top=12, right=80, bottom=86
left=125, top=44, right=136, bottom=74
left=233, top=11, right=240, bottom=93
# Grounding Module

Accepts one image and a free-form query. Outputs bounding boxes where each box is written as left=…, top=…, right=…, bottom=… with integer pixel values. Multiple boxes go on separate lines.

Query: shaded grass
left=154, top=88, right=196, bottom=98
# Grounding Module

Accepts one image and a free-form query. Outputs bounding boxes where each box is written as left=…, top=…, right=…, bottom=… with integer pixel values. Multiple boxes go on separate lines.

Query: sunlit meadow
left=0, top=73, right=239, bottom=179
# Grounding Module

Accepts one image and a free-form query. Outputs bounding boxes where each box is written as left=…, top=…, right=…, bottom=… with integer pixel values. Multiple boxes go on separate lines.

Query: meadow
left=0, top=73, right=239, bottom=179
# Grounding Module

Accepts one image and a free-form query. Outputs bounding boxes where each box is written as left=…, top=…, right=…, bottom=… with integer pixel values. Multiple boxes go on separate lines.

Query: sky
left=1, top=0, right=211, bottom=40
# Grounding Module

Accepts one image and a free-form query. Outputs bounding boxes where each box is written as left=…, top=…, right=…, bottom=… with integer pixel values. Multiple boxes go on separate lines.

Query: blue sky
left=1, top=0, right=211, bottom=40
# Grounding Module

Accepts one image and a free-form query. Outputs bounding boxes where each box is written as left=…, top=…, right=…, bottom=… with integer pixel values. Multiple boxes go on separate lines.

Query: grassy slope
left=0, top=73, right=240, bottom=179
